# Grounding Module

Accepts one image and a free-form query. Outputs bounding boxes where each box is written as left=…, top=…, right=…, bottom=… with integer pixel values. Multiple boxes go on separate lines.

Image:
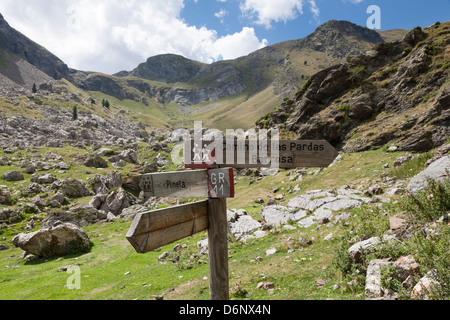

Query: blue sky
left=182, top=0, right=450, bottom=46
left=0, top=0, right=448, bottom=74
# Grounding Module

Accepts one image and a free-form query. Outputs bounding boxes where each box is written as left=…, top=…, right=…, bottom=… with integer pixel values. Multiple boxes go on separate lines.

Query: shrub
left=388, top=153, right=433, bottom=180
left=348, top=66, right=367, bottom=82
left=403, top=177, right=450, bottom=223
left=296, top=79, right=311, bottom=97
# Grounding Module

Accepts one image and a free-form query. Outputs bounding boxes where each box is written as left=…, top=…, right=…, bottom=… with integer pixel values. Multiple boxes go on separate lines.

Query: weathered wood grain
left=126, top=200, right=209, bottom=254
left=207, top=198, right=229, bottom=300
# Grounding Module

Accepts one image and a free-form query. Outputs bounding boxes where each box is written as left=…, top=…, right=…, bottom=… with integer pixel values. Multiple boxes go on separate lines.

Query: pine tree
left=32, top=83, right=37, bottom=93
left=72, top=105, right=78, bottom=121
left=104, top=100, right=110, bottom=109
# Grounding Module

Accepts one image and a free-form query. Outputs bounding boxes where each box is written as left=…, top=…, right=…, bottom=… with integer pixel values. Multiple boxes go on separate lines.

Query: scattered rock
left=12, top=221, right=91, bottom=258
left=393, top=255, right=420, bottom=282
left=407, top=156, right=450, bottom=195
left=257, top=282, right=275, bottom=290
left=31, top=174, right=57, bottom=185
left=0, top=187, right=11, bottom=204
left=83, top=154, right=108, bottom=168
left=411, top=272, right=440, bottom=300
left=2, top=171, right=24, bottom=181
left=348, top=237, right=380, bottom=264
left=365, top=259, right=395, bottom=300
left=51, top=178, right=91, bottom=198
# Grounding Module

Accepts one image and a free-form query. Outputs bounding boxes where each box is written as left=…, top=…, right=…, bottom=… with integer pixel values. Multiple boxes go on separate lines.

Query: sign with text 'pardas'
left=185, top=139, right=339, bottom=169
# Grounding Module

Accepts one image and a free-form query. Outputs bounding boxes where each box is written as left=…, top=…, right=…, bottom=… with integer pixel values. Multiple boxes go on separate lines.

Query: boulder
left=100, top=187, right=134, bottom=216
left=88, top=171, right=122, bottom=194
left=22, top=183, right=43, bottom=196
left=407, top=156, right=450, bottom=195
left=0, top=186, right=11, bottom=204
left=31, top=173, right=57, bottom=185
left=12, top=221, right=91, bottom=258
left=83, top=154, right=108, bottom=168
left=111, top=149, right=138, bottom=164
left=348, top=237, right=380, bottom=264
left=365, top=259, right=395, bottom=300
left=411, top=273, right=440, bottom=300
left=119, top=204, right=149, bottom=221
left=2, top=170, right=24, bottom=181
left=88, top=193, right=108, bottom=210
left=393, top=255, right=420, bottom=282
left=51, top=191, right=66, bottom=206
left=261, top=205, right=307, bottom=227
left=228, top=214, right=262, bottom=240
left=51, top=178, right=91, bottom=198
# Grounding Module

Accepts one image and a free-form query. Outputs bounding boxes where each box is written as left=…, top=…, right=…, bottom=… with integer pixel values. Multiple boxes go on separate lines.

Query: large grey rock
left=2, top=170, right=24, bottom=181
left=261, top=205, right=307, bottom=227
left=407, top=156, right=450, bottom=194
left=228, top=215, right=262, bottom=239
left=51, top=178, right=91, bottom=198
left=100, top=187, right=134, bottom=216
left=12, top=221, right=91, bottom=258
left=31, top=173, right=57, bottom=185
left=119, top=204, right=149, bottom=221
left=348, top=237, right=380, bottom=264
left=83, top=154, right=108, bottom=168
left=0, top=186, right=11, bottom=204
left=88, top=171, right=122, bottom=194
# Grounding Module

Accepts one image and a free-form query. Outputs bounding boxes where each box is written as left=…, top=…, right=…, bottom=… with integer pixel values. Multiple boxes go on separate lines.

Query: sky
left=0, top=0, right=449, bottom=75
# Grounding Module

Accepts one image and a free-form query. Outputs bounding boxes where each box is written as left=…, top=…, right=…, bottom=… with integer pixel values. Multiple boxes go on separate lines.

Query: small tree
left=72, top=105, right=78, bottom=121
left=104, top=99, right=110, bottom=109
left=32, top=83, right=37, bottom=93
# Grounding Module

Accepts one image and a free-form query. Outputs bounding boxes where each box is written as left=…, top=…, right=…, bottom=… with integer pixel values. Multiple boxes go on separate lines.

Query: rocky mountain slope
left=0, top=12, right=411, bottom=131
left=259, top=21, right=449, bottom=153
left=0, top=13, right=70, bottom=81
left=70, top=20, right=391, bottom=129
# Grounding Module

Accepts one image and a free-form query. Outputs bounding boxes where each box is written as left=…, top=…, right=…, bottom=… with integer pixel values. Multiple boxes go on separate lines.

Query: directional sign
left=139, top=168, right=234, bottom=198
left=185, top=139, right=339, bottom=169
left=127, top=200, right=209, bottom=254
left=208, top=168, right=234, bottom=198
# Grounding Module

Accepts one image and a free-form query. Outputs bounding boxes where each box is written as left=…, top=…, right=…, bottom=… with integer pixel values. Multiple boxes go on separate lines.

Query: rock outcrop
left=0, top=13, right=70, bottom=80
left=259, top=22, right=450, bottom=153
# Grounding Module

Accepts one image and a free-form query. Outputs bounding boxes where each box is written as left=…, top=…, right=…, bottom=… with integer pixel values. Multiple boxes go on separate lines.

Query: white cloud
left=309, top=0, right=320, bottom=20
left=210, top=27, right=268, bottom=61
left=240, top=0, right=304, bottom=28
left=0, top=0, right=267, bottom=74
left=215, top=9, right=228, bottom=23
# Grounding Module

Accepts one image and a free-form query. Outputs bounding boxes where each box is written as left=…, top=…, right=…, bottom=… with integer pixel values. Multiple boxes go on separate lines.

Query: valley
left=0, top=11, right=448, bottom=302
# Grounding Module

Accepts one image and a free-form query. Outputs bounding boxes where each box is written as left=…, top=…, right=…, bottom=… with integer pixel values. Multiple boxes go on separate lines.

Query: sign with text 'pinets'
left=184, top=139, right=339, bottom=169
left=138, top=168, right=234, bottom=199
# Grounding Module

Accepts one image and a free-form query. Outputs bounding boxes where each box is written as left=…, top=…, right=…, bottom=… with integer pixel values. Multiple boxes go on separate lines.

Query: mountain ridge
left=257, top=21, right=450, bottom=153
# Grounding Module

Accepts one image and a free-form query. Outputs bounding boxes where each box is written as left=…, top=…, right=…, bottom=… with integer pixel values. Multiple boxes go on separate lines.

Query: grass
left=0, top=144, right=446, bottom=301
left=388, top=153, right=433, bottom=179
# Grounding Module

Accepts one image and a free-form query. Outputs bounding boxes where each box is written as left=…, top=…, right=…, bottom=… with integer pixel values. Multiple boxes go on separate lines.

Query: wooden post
left=207, top=198, right=229, bottom=300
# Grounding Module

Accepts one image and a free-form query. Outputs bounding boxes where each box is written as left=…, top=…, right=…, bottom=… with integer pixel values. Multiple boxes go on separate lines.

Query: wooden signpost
left=185, top=139, right=339, bottom=169
left=127, top=138, right=338, bottom=301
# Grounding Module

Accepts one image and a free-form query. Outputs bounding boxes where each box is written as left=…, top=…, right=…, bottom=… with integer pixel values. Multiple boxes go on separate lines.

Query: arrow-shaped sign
left=127, top=200, right=209, bottom=254
left=185, top=139, right=339, bottom=169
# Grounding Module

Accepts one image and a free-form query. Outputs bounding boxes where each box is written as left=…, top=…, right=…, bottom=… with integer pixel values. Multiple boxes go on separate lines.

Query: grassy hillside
left=2, top=147, right=445, bottom=301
